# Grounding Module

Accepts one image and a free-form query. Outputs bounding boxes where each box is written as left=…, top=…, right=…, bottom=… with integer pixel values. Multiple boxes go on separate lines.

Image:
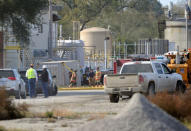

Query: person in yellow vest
left=95, top=67, right=101, bottom=86
left=26, top=64, right=38, bottom=98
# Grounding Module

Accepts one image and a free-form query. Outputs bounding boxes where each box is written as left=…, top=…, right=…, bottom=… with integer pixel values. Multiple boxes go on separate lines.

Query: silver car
left=0, top=69, right=26, bottom=99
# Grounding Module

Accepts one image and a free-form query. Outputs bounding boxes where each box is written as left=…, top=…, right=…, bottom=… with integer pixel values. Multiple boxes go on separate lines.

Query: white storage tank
left=80, top=27, right=112, bottom=57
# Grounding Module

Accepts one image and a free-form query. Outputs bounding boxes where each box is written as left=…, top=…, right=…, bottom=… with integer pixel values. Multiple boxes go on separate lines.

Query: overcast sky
left=159, top=0, right=179, bottom=6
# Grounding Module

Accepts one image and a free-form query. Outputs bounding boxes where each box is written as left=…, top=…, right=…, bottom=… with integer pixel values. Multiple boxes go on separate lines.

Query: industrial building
left=164, top=0, right=191, bottom=51
left=136, top=39, right=169, bottom=55
left=56, top=39, right=84, bottom=67
left=2, top=5, right=61, bottom=69
left=165, top=19, right=191, bottom=51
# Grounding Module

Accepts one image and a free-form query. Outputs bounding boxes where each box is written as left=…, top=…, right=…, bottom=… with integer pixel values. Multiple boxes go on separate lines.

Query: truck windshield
left=121, top=64, right=153, bottom=74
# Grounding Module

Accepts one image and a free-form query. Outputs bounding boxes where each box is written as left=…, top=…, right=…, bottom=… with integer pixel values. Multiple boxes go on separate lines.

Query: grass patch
left=32, top=109, right=81, bottom=120
left=0, top=126, right=26, bottom=131
left=0, top=126, right=6, bottom=131
left=147, top=92, right=191, bottom=128
left=0, top=89, right=28, bottom=120
left=45, top=111, right=53, bottom=118
left=87, top=113, right=106, bottom=121
left=53, top=109, right=81, bottom=119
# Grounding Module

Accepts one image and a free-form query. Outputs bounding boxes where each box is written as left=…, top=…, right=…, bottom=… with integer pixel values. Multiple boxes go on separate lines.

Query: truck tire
left=148, top=83, right=155, bottom=96
left=176, top=81, right=185, bottom=94
left=109, top=94, right=119, bottom=103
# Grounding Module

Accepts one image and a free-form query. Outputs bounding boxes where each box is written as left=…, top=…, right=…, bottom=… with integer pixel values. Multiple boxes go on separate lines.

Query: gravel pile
left=69, top=93, right=189, bottom=131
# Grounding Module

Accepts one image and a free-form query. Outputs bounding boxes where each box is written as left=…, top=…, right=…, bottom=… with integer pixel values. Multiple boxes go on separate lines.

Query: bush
left=147, top=92, right=191, bottom=122
left=45, top=111, right=53, bottom=118
left=0, top=89, right=28, bottom=120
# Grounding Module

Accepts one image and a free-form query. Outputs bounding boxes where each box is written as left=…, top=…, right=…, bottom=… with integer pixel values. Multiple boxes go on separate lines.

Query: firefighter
left=95, top=67, right=101, bottom=86
left=69, top=70, right=77, bottom=87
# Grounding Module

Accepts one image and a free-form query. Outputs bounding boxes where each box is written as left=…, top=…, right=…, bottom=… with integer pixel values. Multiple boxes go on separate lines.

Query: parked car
left=19, top=69, right=57, bottom=96
left=104, top=61, right=185, bottom=103
left=0, top=69, right=26, bottom=99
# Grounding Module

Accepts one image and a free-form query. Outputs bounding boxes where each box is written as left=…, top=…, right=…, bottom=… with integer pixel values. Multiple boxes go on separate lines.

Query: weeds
left=87, top=113, right=106, bottom=121
left=53, top=109, right=80, bottom=119
left=0, top=89, right=28, bottom=120
left=45, top=111, right=53, bottom=118
left=0, top=126, right=26, bottom=131
left=0, top=126, right=6, bottom=131
left=147, top=92, right=191, bottom=123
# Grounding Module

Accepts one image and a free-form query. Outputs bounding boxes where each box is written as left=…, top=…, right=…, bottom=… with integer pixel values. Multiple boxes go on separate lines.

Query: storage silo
left=80, top=27, right=112, bottom=58
left=165, top=19, right=191, bottom=51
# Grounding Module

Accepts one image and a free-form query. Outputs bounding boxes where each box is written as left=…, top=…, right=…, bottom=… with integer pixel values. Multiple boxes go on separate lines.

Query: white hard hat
left=42, top=65, right=47, bottom=69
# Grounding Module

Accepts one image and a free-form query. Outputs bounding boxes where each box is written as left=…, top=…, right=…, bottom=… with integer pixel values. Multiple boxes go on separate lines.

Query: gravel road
left=0, top=90, right=129, bottom=131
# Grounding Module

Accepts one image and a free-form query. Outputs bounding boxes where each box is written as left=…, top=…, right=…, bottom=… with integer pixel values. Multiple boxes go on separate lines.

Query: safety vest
left=27, top=68, right=36, bottom=79
left=71, top=72, right=76, bottom=82
left=95, top=71, right=101, bottom=81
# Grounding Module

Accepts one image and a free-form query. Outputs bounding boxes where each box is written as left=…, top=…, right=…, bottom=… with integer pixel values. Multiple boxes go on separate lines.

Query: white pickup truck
left=104, top=61, right=185, bottom=103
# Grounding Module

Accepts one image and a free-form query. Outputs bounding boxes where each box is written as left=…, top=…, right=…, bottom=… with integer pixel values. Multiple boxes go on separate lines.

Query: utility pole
left=124, top=43, right=126, bottom=59
left=114, top=41, right=116, bottom=59
left=48, top=0, right=53, bottom=58
left=104, top=37, right=110, bottom=71
left=118, top=42, right=120, bottom=59
left=104, top=39, right=107, bottom=71
left=186, top=9, right=188, bottom=50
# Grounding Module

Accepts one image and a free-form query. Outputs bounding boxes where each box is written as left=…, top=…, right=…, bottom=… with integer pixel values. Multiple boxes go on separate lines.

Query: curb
left=58, top=87, right=104, bottom=91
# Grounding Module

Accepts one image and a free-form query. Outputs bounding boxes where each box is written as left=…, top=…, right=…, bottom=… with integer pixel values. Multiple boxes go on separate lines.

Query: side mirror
left=52, top=75, right=56, bottom=78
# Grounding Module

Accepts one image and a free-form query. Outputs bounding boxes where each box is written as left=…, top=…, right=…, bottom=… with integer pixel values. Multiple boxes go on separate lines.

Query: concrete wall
left=165, top=20, right=191, bottom=51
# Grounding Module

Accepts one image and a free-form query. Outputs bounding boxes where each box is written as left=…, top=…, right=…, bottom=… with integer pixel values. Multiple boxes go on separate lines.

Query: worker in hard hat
left=69, top=70, right=77, bottom=87
left=40, top=65, right=49, bottom=98
left=26, top=64, right=38, bottom=98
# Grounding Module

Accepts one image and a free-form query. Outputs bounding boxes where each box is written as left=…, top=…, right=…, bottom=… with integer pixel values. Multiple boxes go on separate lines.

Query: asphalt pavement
left=57, top=90, right=105, bottom=96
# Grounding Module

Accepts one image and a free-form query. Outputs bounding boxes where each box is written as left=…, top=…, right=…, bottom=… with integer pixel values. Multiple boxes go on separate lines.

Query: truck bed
left=105, top=74, right=139, bottom=88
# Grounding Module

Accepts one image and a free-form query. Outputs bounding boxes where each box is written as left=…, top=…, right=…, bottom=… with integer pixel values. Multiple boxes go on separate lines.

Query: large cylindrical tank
left=80, top=27, right=112, bottom=57
left=165, top=19, right=191, bottom=51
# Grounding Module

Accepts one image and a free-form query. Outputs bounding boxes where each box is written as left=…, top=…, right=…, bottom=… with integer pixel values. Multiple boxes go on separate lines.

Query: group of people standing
left=82, top=67, right=102, bottom=86
left=68, top=67, right=102, bottom=87
left=26, top=64, right=49, bottom=98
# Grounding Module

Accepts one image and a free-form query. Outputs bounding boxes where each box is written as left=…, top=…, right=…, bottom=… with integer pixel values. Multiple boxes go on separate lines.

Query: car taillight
left=139, top=75, right=144, bottom=84
left=8, top=77, right=16, bottom=80
left=104, top=77, right=107, bottom=86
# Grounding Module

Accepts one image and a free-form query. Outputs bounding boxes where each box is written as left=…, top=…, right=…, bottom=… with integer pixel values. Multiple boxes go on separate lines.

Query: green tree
left=61, top=0, right=116, bottom=31
left=59, top=0, right=162, bottom=45
left=0, top=0, right=48, bottom=45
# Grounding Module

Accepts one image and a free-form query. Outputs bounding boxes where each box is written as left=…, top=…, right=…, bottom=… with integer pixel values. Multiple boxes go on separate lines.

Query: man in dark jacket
left=41, top=65, right=49, bottom=98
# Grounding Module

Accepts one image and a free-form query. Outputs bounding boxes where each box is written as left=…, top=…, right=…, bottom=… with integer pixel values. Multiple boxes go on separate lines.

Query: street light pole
left=104, top=39, right=107, bottom=71
left=48, top=0, right=53, bottom=58
left=114, top=41, right=116, bottom=59
left=104, top=37, right=110, bottom=71
left=186, top=9, right=188, bottom=50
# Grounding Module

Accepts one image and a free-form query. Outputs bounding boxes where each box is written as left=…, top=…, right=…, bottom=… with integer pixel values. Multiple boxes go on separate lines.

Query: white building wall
left=4, top=10, right=58, bottom=69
